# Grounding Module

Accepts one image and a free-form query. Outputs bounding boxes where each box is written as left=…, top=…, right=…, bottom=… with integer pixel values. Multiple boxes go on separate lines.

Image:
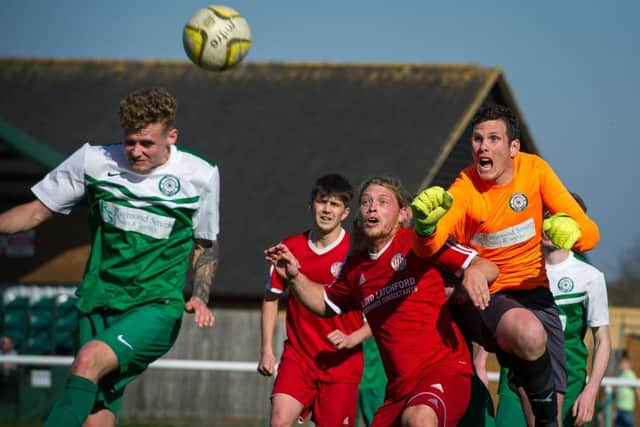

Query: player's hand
left=462, top=264, right=490, bottom=310
left=264, top=243, right=300, bottom=281
left=326, top=329, right=356, bottom=350
left=410, top=186, right=453, bottom=236
left=572, top=386, right=597, bottom=425
left=542, top=213, right=581, bottom=250
left=185, top=296, right=215, bottom=328
left=257, top=351, right=277, bottom=376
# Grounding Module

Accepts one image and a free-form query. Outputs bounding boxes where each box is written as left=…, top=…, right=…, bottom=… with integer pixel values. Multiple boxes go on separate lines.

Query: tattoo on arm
left=192, top=240, right=219, bottom=304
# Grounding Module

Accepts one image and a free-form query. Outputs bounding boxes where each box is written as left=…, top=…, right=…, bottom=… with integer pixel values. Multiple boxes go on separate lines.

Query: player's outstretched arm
left=264, top=243, right=336, bottom=317
left=572, top=325, right=611, bottom=425
left=257, top=291, right=279, bottom=376
left=327, top=322, right=372, bottom=350
left=185, top=239, right=219, bottom=328
left=410, top=186, right=453, bottom=237
left=0, top=199, right=54, bottom=234
left=542, top=213, right=582, bottom=251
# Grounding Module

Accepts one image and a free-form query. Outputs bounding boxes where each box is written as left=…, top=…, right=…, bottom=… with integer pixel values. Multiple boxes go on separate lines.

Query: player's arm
left=327, top=322, right=372, bottom=350
left=462, top=255, right=498, bottom=310
left=411, top=182, right=467, bottom=258
left=572, top=325, right=611, bottom=424
left=540, top=159, right=599, bottom=251
left=185, top=239, right=219, bottom=328
left=264, top=243, right=337, bottom=317
left=433, top=239, right=498, bottom=310
left=0, top=199, right=54, bottom=234
left=257, top=290, right=280, bottom=376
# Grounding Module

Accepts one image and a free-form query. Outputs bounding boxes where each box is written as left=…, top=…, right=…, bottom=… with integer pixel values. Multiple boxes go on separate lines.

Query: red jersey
left=268, top=229, right=364, bottom=383
left=324, top=228, right=475, bottom=401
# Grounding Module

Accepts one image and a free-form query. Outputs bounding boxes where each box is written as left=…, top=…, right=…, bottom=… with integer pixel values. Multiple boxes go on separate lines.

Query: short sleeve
left=31, top=143, right=88, bottom=214
left=324, top=259, right=358, bottom=314
left=265, top=265, right=285, bottom=295
left=586, top=270, right=609, bottom=327
left=192, top=166, right=220, bottom=241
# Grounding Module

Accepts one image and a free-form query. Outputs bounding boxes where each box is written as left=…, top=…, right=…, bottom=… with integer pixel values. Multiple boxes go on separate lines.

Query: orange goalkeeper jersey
left=413, top=152, right=599, bottom=293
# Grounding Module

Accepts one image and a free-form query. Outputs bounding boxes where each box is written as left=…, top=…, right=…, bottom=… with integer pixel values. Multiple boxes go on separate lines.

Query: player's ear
left=398, top=206, right=409, bottom=226
left=167, top=127, right=178, bottom=145
left=340, top=206, right=350, bottom=222
left=509, top=138, right=520, bottom=157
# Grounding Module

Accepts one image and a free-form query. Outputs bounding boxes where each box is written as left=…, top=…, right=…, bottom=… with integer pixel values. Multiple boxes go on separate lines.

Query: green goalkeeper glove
left=542, top=213, right=581, bottom=250
left=410, top=186, right=453, bottom=236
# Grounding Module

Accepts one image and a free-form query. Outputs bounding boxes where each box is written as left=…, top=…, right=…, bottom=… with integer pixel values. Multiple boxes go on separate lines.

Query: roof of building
left=0, top=58, right=538, bottom=298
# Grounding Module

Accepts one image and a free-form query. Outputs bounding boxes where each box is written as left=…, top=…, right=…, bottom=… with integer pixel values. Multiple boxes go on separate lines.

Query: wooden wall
left=120, top=307, right=286, bottom=425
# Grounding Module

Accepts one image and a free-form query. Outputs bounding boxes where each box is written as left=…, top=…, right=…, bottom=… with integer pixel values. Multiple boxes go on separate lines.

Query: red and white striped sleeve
left=433, top=238, right=477, bottom=277
left=265, top=265, right=285, bottom=294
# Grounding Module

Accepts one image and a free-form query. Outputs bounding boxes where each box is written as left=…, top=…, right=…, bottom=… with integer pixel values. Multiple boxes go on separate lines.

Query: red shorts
left=371, top=369, right=471, bottom=427
left=272, top=355, right=359, bottom=426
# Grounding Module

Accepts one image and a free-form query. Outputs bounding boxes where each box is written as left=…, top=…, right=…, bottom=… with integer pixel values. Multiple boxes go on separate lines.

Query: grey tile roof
left=0, top=58, right=536, bottom=298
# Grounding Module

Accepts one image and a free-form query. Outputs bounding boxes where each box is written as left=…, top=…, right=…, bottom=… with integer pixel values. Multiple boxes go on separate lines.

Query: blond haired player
left=411, top=105, right=599, bottom=427
left=266, top=176, right=498, bottom=427
left=0, top=87, right=219, bottom=427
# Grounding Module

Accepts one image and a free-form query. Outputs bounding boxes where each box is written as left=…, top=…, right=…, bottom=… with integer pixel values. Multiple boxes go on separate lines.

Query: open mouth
left=365, top=216, right=379, bottom=226
left=478, top=158, right=493, bottom=170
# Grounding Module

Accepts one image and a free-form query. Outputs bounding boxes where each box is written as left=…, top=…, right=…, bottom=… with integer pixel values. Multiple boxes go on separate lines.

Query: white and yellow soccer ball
left=182, top=5, right=251, bottom=71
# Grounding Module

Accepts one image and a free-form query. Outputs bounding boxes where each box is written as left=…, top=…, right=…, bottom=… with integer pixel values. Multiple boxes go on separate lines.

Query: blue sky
left=1, top=0, right=637, bottom=281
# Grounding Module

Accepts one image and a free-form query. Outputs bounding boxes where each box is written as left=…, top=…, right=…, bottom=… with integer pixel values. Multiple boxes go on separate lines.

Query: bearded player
left=265, top=176, right=498, bottom=427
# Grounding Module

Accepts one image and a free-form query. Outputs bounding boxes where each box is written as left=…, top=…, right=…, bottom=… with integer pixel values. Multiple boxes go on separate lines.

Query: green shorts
left=458, top=375, right=496, bottom=427
left=78, top=300, right=183, bottom=415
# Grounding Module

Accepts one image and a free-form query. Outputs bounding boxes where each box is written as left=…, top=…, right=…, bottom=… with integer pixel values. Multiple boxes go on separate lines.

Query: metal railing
left=1, top=354, right=637, bottom=426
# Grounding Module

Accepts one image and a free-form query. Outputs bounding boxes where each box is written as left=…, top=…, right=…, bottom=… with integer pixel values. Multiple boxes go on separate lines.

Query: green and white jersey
left=547, top=251, right=608, bottom=393
left=32, top=143, right=220, bottom=314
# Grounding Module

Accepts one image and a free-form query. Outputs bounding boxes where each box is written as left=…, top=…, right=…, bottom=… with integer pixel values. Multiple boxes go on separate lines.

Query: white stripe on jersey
left=442, top=238, right=478, bottom=276
left=100, top=184, right=200, bottom=210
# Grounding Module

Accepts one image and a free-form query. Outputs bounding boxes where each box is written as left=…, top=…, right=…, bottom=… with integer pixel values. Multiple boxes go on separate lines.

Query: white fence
left=3, top=354, right=639, bottom=389
left=1, top=354, right=636, bottom=427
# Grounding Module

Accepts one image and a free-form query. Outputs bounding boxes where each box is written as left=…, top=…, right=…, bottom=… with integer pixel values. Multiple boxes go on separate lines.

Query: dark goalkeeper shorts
left=450, top=286, right=566, bottom=393
left=78, top=299, right=183, bottom=416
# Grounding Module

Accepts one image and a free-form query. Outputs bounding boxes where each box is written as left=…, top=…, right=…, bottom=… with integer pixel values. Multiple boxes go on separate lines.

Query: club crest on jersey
left=509, top=192, right=528, bottom=212
left=557, top=277, right=574, bottom=293
left=391, top=253, right=407, bottom=271
left=330, top=262, right=344, bottom=278
left=359, top=273, right=366, bottom=286
left=159, top=175, right=181, bottom=196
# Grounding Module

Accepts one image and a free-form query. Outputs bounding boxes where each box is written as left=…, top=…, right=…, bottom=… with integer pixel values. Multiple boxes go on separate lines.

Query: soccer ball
left=182, top=5, right=251, bottom=71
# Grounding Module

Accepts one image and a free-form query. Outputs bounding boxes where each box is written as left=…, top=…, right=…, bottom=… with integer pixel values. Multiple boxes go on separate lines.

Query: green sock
left=44, top=374, right=97, bottom=427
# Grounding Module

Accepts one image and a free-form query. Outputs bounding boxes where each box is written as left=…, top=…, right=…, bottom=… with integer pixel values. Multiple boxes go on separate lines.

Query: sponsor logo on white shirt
left=100, top=200, right=175, bottom=239
left=470, top=218, right=535, bottom=249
